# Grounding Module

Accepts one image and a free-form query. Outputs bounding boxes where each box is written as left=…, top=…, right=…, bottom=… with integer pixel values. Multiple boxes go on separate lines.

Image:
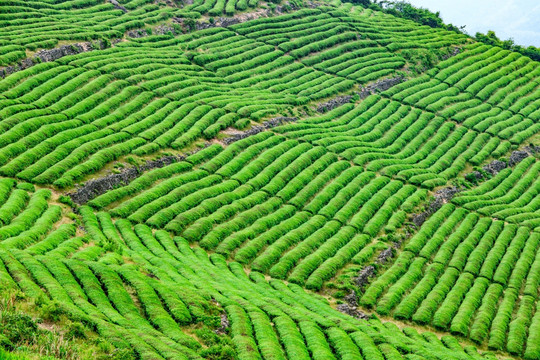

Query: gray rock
left=157, top=0, right=178, bottom=7
left=126, top=25, right=177, bottom=38
left=214, top=313, right=230, bottom=335
left=20, top=58, right=34, bottom=69
left=376, top=247, right=394, bottom=265
left=413, top=186, right=461, bottom=226
left=192, top=14, right=259, bottom=31
left=412, top=212, right=429, bottom=227
left=441, top=47, right=462, bottom=60
left=153, top=25, right=177, bottom=35
left=68, top=147, right=213, bottom=204
left=179, top=4, right=299, bottom=32
left=482, top=160, right=507, bottom=175
left=0, top=65, right=19, bottom=78
left=223, top=117, right=297, bottom=145
left=435, top=186, right=461, bottom=203
left=353, top=265, right=375, bottom=288
left=1, top=41, right=104, bottom=78
left=126, top=29, right=148, bottom=38
left=358, top=76, right=405, bottom=99
left=508, top=150, right=529, bottom=167
left=524, top=145, right=540, bottom=154
left=317, top=95, right=353, bottom=113
left=337, top=303, right=370, bottom=320
left=471, top=170, right=484, bottom=180
left=344, top=290, right=358, bottom=307
left=221, top=18, right=242, bottom=27
left=36, top=42, right=96, bottom=62
left=109, top=0, right=128, bottom=12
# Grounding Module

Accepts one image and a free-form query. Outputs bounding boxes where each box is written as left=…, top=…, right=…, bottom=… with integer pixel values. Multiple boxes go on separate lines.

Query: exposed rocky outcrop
left=441, top=46, right=462, bottom=60
left=69, top=115, right=297, bottom=204
left=190, top=9, right=272, bottom=31
left=353, top=265, right=375, bottom=288
left=317, top=95, right=353, bottom=113
left=18, top=58, right=34, bottom=71
left=412, top=186, right=461, bottom=227
left=108, top=0, right=128, bottom=12
left=0, top=41, right=108, bottom=78
left=38, top=42, right=99, bottom=62
left=127, top=25, right=177, bottom=38
left=524, top=144, right=540, bottom=154
left=153, top=25, right=177, bottom=35
left=358, top=75, right=406, bottom=99
left=222, top=117, right=297, bottom=145
left=352, top=247, right=395, bottom=290
left=470, top=170, right=484, bottom=180
left=339, top=291, right=369, bottom=320
left=68, top=147, right=211, bottom=205
left=482, top=160, right=507, bottom=176
left=471, top=145, right=539, bottom=180
left=126, top=29, right=149, bottom=38
left=69, top=156, right=181, bottom=205
left=155, top=0, right=178, bottom=7
left=376, top=247, right=395, bottom=265
left=508, top=150, right=530, bottom=167
left=344, top=290, right=358, bottom=307
left=414, top=146, right=538, bottom=227
left=176, top=3, right=300, bottom=31
left=214, top=313, right=230, bottom=335
left=316, top=76, right=405, bottom=113
left=337, top=303, right=370, bottom=320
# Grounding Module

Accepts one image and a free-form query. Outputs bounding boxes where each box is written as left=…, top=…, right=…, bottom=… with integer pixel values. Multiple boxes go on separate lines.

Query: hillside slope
left=0, top=0, right=538, bottom=359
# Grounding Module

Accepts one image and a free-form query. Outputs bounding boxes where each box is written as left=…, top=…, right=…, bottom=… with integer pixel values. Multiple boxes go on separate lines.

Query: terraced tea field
left=0, top=0, right=539, bottom=359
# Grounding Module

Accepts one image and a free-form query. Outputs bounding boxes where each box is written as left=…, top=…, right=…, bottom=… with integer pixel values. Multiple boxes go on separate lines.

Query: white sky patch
left=403, top=0, right=540, bottom=47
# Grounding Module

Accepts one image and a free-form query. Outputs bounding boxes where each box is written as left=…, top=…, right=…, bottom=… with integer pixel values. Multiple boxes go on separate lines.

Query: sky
left=403, top=0, right=540, bottom=47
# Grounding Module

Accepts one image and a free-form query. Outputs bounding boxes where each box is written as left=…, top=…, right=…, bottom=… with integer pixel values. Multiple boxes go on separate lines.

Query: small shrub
left=39, top=301, right=63, bottom=322
left=0, top=312, right=38, bottom=343
left=59, top=196, right=75, bottom=207
left=66, top=322, right=86, bottom=340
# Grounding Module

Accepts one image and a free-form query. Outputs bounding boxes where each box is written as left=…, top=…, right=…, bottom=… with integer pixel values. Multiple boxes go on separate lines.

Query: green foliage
left=0, top=3, right=538, bottom=360
left=0, top=312, right=38, bottom=344
left=195, top=328, right=235, bottom=360
left=66, top=322, right=87, bottom=340
left=476, top=30, right=540, bottom=61
left=15, top=183, right=35, bottom=192
left=39, top=301, right=63, bottom=322
left=362, top=0, right=462, bottom=32
left=59, top=195, right=75, bottom=208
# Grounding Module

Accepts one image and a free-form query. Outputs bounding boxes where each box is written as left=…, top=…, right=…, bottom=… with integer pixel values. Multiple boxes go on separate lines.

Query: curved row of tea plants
left=453, top=156, right=540, bottom=230
left=0, top=0, right=186, bottom=67
left=1, top=6, right=445, bottom=188
left=273, top=95, right=514, bottom=189
left=85, top=132, right=427, bottom=289
left=361, top=203, right=540, bottom=358
left=1, top=2, right=539, bottom=360
left=0, top=207, right=497, bottom=360
left=0, top=177, right=73, bottom=251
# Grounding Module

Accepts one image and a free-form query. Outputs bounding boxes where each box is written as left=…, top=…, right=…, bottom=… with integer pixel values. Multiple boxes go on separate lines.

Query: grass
left=0, top=291, right=134, bottom=360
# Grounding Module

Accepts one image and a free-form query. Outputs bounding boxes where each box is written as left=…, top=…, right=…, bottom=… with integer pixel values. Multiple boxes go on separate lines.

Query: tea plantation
left=0, top=0, right=538, bottom=359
